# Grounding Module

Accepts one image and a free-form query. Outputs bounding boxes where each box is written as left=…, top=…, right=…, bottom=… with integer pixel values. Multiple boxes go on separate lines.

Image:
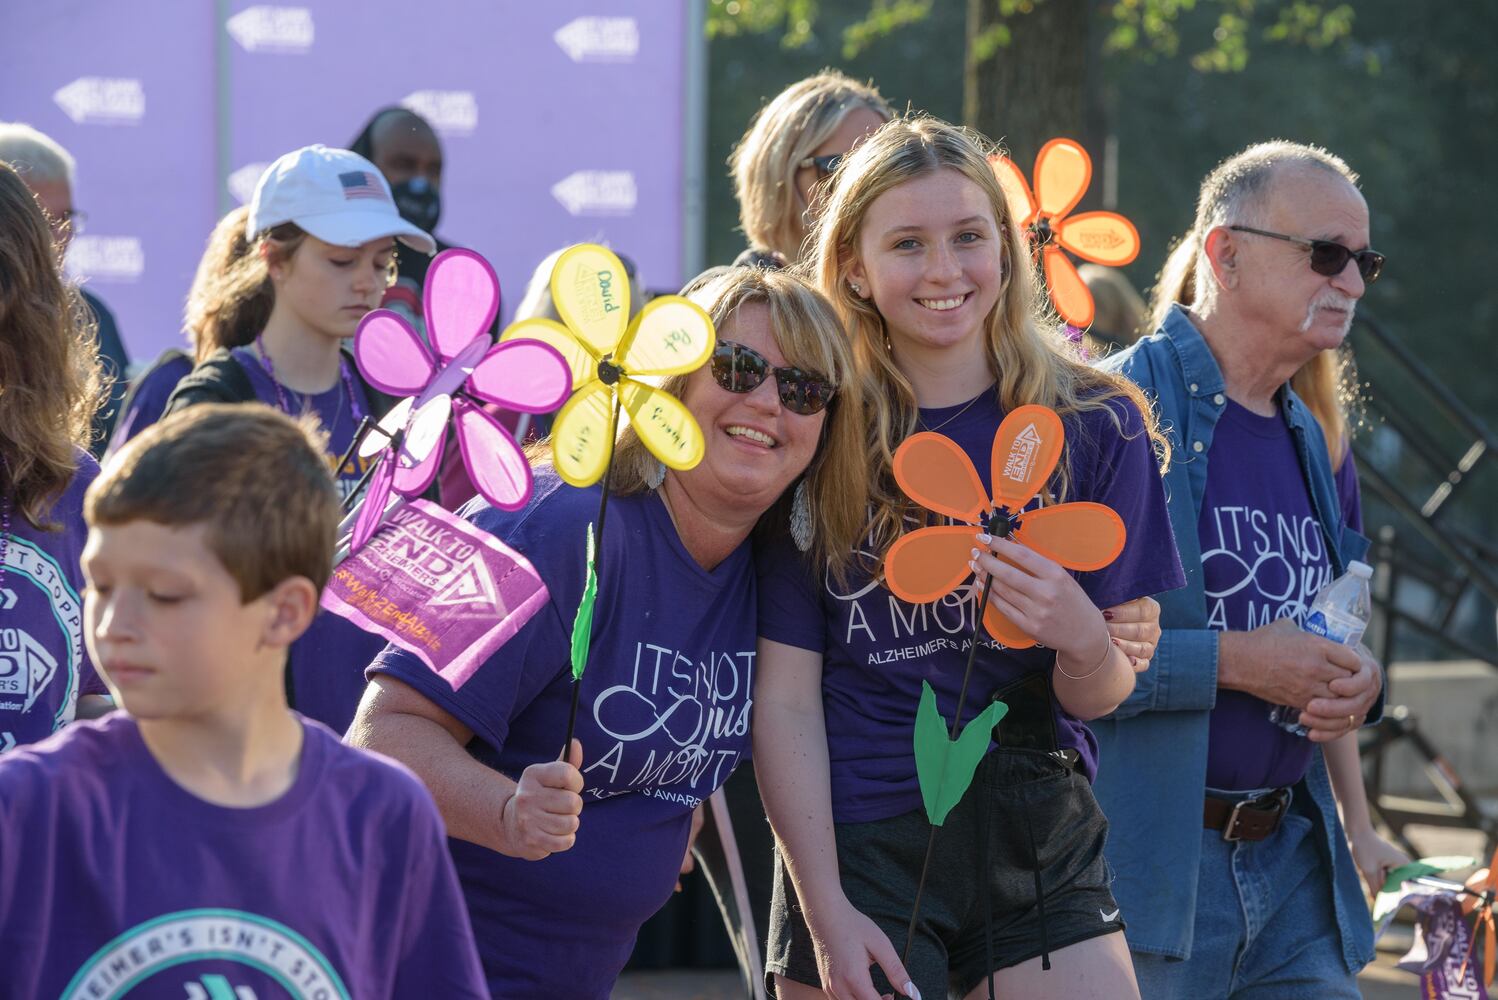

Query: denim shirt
left=1093, top=305, right=1378, bottom=968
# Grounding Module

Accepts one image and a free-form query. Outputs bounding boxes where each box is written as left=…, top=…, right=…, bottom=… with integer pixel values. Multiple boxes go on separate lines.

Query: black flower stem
left=902, top=571, right=996, bottom=972
left=561, top=391, right=624, bottom=759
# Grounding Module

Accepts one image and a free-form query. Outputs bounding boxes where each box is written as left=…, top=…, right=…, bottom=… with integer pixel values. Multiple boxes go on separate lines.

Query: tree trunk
left=963, top=0, right=1102, bottom=178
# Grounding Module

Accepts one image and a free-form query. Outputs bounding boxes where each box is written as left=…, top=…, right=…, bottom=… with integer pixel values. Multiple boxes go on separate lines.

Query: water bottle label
left=1304, top=610, right=1361, bottom=645
left=1306, top=610, right=1354, bottom=640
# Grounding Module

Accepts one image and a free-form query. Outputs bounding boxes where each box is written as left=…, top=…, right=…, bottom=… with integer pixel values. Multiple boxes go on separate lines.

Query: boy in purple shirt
left=0, top=404, right=487, bottom=999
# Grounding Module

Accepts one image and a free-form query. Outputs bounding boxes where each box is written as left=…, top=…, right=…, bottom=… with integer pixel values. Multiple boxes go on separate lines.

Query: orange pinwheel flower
left=882, top=404, right=1127, bottom=648
left=990, top=138, right=1141, bottom=329
left=1459, top=844, right=1498, bottom=988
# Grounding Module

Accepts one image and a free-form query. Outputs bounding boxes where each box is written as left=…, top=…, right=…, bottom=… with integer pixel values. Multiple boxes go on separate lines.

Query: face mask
left=391, top=176, right=441, bottom=233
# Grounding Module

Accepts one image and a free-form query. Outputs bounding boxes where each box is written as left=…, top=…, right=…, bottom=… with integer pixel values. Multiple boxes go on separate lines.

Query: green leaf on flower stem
left=913, top=680, right=1008, bottom=826
left=1379, top=856, right=1479, bottom=896
left=569, top=524, right=598, bottom=682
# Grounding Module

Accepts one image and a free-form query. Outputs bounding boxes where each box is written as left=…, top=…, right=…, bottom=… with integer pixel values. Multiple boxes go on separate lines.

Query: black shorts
left=766, top=748, right=1123, bottom=998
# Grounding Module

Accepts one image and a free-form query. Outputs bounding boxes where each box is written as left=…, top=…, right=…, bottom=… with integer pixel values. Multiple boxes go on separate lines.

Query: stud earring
left=850, top=282, right=862, bottom=295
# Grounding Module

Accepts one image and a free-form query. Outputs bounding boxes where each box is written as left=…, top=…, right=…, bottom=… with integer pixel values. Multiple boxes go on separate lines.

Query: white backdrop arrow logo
left=52, top=78, right=145, bottom=125
left=0, top=732, right=15, bottom=753
left=554, top=16, right=640, bottom=62
left=0, top=588, right=15, bottom=611
left=551, top=171, right=637, bottom=217
left=227, top=6, right=315, bottom=53
left=65, top=236, right=146, bottom=284
left=400, top=91, right=478, bottom=138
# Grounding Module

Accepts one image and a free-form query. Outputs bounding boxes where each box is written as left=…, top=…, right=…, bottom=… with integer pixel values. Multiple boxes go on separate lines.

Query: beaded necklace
left=0, top=454, right=12, bottom=599
left=254, top=334, right=364, bottom=434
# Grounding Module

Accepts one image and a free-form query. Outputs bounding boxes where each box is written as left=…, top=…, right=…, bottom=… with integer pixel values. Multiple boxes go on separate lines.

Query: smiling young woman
left=754, top=117, right=1182, bottom=1000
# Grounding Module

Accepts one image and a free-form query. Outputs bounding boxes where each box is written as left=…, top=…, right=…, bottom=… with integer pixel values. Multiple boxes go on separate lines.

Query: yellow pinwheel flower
left=501, top=244, right=715, bottom=487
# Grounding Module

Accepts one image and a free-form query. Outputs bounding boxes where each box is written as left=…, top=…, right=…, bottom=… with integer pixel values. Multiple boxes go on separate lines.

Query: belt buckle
left=1221, top=790, right=1287, bottom=842
left=1221, top=798, right=1252, bottom=842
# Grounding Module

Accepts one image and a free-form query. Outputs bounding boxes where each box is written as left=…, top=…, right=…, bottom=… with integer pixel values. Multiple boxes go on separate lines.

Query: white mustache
left=1300, top=291, right=1357, bottom=333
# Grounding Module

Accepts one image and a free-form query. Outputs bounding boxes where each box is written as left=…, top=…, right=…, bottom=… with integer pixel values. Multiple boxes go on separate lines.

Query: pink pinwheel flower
left=349, top=248, right=572, bottom=551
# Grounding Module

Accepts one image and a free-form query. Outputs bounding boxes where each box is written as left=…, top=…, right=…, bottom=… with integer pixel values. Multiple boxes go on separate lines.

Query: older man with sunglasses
left=1091, top=141, right=1387, bottom=998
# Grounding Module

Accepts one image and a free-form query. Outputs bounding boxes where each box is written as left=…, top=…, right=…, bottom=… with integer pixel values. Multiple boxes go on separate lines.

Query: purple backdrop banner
left=1, top=1, right=691, bottom=366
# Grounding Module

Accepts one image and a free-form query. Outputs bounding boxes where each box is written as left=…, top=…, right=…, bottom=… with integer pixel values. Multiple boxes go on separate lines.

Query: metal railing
left=1350, top=312, right=1497, bottom=854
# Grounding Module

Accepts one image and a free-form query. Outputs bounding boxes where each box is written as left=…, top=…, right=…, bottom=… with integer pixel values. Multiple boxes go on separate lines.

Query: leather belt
left=1203, top=789, right=1290, bottom=842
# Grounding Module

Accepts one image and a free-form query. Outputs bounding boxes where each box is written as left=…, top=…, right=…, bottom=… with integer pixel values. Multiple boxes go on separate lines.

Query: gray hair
left=1150, top=140, right=1360, bottom=325
left=0, top=122, right=76, bottom=187
left=1196, top=139, right=1357, bottom=233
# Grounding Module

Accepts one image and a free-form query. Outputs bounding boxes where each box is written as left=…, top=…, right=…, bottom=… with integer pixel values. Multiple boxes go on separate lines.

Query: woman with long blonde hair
left=351, top=266, right=867, bottom=998
left=0, top=161, right=111, bottom=749
left=754, top=117, right=1183, bottom=1000
left=731, top=70, right=893, bottom=267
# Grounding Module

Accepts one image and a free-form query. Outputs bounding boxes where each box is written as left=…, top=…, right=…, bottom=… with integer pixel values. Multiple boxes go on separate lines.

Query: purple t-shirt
left=1201, top=400, right=1343, bottom=790
left=757, top=391, right=1184, bottom=824
left=234, top=347, right=389, bottom=735
left=105, top=351, right=194, bottom=457
left=1, top=453, right=105, bottom=753
left=369, top=469, right=756, bottom=999
left=0, top=712, right=487, bottom=998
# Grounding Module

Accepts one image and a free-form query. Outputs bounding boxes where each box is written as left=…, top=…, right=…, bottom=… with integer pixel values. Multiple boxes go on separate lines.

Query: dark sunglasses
left=1228, top=225, right=1384, bottom=284
left=711, top=341, right=836, bottom=416
left=797, top=153, right=843, bottom=178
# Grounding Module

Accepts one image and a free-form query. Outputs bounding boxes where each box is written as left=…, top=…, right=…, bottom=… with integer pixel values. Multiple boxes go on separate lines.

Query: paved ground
left=615, top=822, right=1490, bottom=999
left=615, top=956, right=1421, bottom=999
left=615, top=959, right=1421, bottom=999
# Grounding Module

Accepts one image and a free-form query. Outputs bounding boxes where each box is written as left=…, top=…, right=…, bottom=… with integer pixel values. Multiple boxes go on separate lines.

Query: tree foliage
left=707, top=0, right=1360, bottom=68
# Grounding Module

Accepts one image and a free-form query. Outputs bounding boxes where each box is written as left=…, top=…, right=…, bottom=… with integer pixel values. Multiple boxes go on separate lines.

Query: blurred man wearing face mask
left=350, top=107, right=494, bottom=336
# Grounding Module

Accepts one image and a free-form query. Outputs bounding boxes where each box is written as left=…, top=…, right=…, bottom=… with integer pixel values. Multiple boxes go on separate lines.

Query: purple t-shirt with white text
left=0, top=713, right=487, bottom=998
left=370, top=469, right=756, bottom=999
left=233, top=347, right=388, bottom=735
left=1201, top=400, right=1348, bottom=790
left=757, top=392, right=1184, bottom=824
left=1, top=454, right=104, bottom=753
left=105, top=352, right=194, bottom=457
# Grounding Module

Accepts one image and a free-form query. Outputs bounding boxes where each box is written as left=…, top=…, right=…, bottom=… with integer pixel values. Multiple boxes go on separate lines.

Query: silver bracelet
left=1055, top=635, right=1113, bottom=681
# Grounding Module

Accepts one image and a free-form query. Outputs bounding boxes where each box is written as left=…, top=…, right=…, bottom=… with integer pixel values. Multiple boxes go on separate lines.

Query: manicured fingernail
left=970, top=547, right=980, bottom=559
left=1103, top=610, right=1114, bottom=620
left=904, top=983, right=922, bottom=1000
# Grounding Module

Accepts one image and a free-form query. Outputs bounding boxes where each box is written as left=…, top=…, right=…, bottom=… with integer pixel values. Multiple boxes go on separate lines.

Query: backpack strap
left=163, top=347, right=257, bottom=415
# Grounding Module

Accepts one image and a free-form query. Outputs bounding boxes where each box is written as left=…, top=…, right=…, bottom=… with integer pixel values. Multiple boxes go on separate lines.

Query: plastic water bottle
left=1268, top=561, right=1373, bottom=736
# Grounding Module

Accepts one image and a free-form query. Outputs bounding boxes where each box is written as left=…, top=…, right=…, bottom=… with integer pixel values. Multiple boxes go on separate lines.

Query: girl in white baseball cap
left=161, top=145, right=433, bottom=735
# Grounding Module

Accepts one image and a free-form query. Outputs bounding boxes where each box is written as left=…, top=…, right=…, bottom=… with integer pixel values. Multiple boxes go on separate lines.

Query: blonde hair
left=534, top=267, right=867, bottom=574
left=805, top=115, right=1167, bottom=551
left=0, top=162, right=105, bottom=528
left=730, top=71, right=893, bottom=264
left=1148, top=140, right=1363, bottom=464
left=184, top=206, right=267, bottom=362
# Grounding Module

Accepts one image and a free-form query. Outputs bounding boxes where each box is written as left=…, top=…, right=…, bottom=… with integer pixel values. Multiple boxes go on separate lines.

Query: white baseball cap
left=246, top=144, right=435, bottom=254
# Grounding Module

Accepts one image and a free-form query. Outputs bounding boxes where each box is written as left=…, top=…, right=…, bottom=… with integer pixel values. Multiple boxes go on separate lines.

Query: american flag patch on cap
left=339, top=171, right=386, bottom=201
